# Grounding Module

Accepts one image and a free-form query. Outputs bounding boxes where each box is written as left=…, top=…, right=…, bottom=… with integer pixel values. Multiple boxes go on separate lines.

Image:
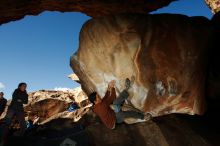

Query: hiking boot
left=144, top=113, right=152, bottom=121
left=125, top=78, right=130, bottom=90
left=110, top=104, right=121, bottom=113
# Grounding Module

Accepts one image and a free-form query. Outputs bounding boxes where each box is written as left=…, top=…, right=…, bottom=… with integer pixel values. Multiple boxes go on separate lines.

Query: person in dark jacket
left=8, top=83, right=28, bottom=112
left=1, top=83, right=28, bottom=144
left=0, top=92, right=7, bottom=116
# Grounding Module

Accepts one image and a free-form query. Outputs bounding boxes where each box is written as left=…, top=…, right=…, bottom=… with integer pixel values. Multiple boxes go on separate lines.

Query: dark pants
left=113, top=90, right=144, bottom=123
left=1, top=108, right=26, bottom=142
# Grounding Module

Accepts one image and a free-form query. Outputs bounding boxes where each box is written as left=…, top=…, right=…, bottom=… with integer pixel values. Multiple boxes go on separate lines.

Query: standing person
left=0, top=92, right=7, bottom=116
left=1, top=83, right=28, bottom=144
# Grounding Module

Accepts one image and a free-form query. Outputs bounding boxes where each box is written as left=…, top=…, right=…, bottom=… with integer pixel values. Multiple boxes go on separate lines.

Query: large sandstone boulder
left=206, top=12, right=220, bottom=100
left=26, top=87, right=92, bottom=124
left=71, top=14, right=213, bottom=120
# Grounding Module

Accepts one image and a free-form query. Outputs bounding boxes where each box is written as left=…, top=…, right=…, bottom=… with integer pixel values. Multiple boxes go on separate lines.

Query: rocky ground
left=1, top=98, right=220, bottom=146
left=0, top=87, right=220, bottom=146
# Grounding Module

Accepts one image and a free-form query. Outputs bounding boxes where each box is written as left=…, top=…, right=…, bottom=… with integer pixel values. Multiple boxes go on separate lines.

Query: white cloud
left=0, top=82, right=5, bottom=89
left=54, top=87, right=71, bottom=91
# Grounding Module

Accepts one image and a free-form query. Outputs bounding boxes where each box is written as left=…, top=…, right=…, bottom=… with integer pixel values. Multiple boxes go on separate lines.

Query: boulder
left=26, top=87, right=92, bottom=124
left=71, top=14, right=213, bottom=120
left=86, top=114, right=213, bottom=146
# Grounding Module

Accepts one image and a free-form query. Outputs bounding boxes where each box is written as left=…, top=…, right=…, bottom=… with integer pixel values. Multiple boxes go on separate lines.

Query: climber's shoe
left=110, top=104, right=121, bottom=113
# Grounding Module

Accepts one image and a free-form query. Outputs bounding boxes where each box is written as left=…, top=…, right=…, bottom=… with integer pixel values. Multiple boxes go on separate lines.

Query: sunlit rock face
left=0, top=87, right=92, bottom=124
left=71, top=14, right=213, bottom=118
left=25, top=87, right=92, bottom=124
left=205, top=0, right=220, bottom=14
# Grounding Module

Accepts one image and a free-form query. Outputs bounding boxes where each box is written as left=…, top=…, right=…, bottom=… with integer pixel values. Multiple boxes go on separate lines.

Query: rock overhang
left=0, top=0, right=176, bottom=25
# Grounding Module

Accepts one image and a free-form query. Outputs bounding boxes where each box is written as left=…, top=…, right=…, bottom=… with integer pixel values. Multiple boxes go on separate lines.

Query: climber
left=88, top=78, right=152, bottom=129
left=0, top=92, right=7, bottom=116
left=1, top=83, right=28, bottom=144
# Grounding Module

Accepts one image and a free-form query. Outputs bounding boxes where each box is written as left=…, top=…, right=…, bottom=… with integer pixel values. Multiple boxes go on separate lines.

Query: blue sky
left=0, top=1, right=213, bottom=99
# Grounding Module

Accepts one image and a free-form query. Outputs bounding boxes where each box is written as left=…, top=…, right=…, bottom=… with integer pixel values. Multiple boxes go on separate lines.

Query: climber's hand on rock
left=108, top=80, right=115, bottom=89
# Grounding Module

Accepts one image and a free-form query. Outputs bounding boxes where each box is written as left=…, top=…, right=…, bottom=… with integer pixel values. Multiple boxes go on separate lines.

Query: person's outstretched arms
left=103, top=80, right=116, bottom=105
